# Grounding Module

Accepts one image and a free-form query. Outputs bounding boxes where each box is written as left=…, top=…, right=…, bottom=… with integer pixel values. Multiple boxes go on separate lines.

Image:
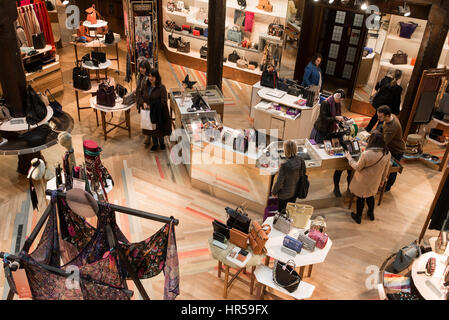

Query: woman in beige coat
left=345, top=131, right=391, bottom=224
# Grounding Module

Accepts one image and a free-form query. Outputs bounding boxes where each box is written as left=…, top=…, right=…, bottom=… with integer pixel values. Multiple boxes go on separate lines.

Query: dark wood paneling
left=206, top=0, right=226, bottom=90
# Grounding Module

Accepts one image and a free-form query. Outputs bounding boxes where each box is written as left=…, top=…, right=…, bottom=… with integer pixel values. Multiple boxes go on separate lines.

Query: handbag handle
left=285, top=259, right=296, bottom=272
left=261, top=224, right=271, bottom=235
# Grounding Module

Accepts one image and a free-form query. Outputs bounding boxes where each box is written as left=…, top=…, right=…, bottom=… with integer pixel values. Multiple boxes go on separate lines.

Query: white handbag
left=140, top=109, right=156, bottom=130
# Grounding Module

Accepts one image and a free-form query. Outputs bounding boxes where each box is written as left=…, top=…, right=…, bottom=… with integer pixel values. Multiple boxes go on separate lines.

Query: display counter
left=250, top=82, right=320, bottom=140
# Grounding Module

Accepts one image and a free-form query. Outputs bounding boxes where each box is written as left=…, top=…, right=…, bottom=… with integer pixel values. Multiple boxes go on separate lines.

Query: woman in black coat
left=141, top=69, right=172, bottom=151
left=365, top=69, right=403, bottom=132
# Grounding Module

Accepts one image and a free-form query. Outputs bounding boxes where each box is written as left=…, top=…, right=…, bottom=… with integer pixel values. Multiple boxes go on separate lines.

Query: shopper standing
left=376, top=105, right=406, bottom=191
left=345, top=131, right=391, bottom=224
left=310, top=89, right=350, bottom=197
left=365, top=69, right=403, bottom=133
left=272, top=140, right=306, bottom=212
left=301, top=53, right=322, bottom=89
left=141, top=69, right=172, bottom=152
left=137, top=60, right=151, bottom=144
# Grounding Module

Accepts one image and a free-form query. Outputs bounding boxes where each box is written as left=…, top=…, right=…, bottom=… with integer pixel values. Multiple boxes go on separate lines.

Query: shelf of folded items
left=253, top=100, right=301, bottom=121
left=25, top=55, right=60, bottom=78
left=21, top=45, right=53, bottom=61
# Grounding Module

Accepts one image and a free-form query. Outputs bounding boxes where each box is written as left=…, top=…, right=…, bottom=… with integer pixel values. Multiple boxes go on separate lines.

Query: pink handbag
left=244, top=11, right=255, bottom=32
left=307, top=229, right=328, bottom=249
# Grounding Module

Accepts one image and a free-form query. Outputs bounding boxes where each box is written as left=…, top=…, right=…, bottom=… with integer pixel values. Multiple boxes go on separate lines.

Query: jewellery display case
left=162, top=0, right=288, bottom=85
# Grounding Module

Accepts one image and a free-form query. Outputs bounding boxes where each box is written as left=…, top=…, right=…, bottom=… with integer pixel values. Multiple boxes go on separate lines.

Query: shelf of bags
left=82, top=59, right=112, bottom=70
left=253, top=265, right=315, bottom=300
left=386, top=34, right=422, bottom=44
left=426, top=136, right=448, bottom=146
left=0, top=106, right=53, bottom=132
left=83, top=20, right=108, bottom=29
left=432, top=116, right=449, bottom=127
left=223, top=59, right=262, bottom=75
left=253, top=101, right=301, bottom=120
left=225, top=40, right=260, bottom=53
left=25, top=55, right=60, bottom=78
left=379, top=60, right=414, bottom=72
left=259, top=33, right=284, bottom=45
left=70, top=33, right=121, bottom=47
left=164, top=26, right=208, bottom=41
left=226, top=1, right=288, bottom=19
left=21, top=45, right=53, bottom=60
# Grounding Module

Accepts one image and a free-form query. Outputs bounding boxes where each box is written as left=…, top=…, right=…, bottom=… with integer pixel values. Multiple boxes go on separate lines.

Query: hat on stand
left=66, top=188, right=98, bottom=218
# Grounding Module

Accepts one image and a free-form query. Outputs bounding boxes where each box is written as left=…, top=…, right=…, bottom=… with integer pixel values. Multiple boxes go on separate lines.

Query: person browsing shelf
left=301, top=53, right=322, bottom=89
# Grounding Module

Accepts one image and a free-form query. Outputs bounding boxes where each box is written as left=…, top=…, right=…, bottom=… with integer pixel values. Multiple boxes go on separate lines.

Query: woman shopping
left=272, top=140, right=306, bottom=212
left=137, top=59, right=151, bottom=144
left=365, top=69, right=403, bottom=133
left=301, top=53, right=322, bottom=89
left=140, top=68, right=172, bottom=151
left=310, top=89, right=350, bottom=197
left=345, top=131, right=391, bottom=224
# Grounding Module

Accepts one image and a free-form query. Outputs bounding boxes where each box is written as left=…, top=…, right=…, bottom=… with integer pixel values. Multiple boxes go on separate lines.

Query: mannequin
left=27, top=158, right=48, bottom=209
left=58, top=131, right=76, bottom=169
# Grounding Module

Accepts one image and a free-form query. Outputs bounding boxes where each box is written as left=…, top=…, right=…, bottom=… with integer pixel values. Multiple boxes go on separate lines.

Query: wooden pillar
left=206, top=0, right=226, bottom=91
left=399, top=3, right=449, bottom=133
left=0, top=0, right=27, bottom=117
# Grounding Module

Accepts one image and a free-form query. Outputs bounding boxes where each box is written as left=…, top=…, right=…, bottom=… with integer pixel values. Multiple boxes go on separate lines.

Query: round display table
left=411, top=251, right=448, bottom=300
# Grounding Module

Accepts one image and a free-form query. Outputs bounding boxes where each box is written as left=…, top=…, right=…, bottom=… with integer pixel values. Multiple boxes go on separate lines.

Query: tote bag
left=141, top=109, right=156, bottom=130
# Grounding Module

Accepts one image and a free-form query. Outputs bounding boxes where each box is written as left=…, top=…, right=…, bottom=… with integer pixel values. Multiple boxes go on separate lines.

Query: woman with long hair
left=345, top=131, right=391, bottom=224
left=140, top=68, right=172, bottom=151
left=301, top=53, right=322, bottom=89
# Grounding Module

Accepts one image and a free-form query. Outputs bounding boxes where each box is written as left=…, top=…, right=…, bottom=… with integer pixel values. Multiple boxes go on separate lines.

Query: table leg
left=75, top=90, right=81, bottom=121
left=74, top=44, right=79, bottom=65
left=250, top=266, right=255, bottom=295
left=264, top=256, right=270, bottom=266
left=307, top=264, right=314, bottom=278
left=218, top=261, right=222, bottom=278
left=299, top=266, right=305, bottom=278
left=259, top=284, right=266, bottom=300
left=101, top=111, right=107, bottom=141
left=115, top=43, right=120, bottom=74
left=223, top=265, right=229, bottom=299
left=95, top=109, right=99, bottom=127
left=125, top=110, right=131, bottom=138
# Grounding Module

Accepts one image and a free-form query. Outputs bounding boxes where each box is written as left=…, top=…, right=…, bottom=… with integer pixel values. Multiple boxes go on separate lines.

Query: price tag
left=14, top=269, right=32, bottom=299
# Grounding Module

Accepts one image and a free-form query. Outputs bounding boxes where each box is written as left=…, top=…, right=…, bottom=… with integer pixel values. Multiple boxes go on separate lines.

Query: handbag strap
left=362, top=152, right=385, bottom=170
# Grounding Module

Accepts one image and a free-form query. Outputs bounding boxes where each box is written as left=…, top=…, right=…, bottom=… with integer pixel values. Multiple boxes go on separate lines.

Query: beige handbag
left=236, top=57, right=248, bottom=69
left=310, top=215, right=327, bottom=233
left=286, top=203, right=313, bottom=229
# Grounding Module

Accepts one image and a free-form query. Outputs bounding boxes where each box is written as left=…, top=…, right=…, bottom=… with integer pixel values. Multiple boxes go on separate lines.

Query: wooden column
left=206, top=0, right=226, bottom=91
left=0, top=0, right=27, bottom=117
left=399, top=2, right=449, bottom=133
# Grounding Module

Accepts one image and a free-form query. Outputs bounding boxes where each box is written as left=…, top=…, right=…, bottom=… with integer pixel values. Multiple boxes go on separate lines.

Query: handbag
left=399, top=21, right=418, bottom=39
left=140, top=109, right=155, bottom=130
left=233, top=132, right=248, bottom=152
left=204, top=28, right=208, bottom=37
left=96, top=81, right=116, bottom=107
left=268, top=18, right=284, bottom=38
left=105, top=30, right=115, bottom=44
left=297, top=230, right=316, bottom=251
left=390, top=50, right=408, bottom=65
left=228, top=50, right=241, bottom=63
left=177, top=39, right=190, bottom=53
left=287, top=85, right=302, bottom=97
left=237, top=0, right=246, bottom=9
left=24, top=59, right=43, bottom=73
left=193, top=30, right=200, bottom=36
left=32, top=33, right=46, bottom=49
left=0, top=102, right=12, bottom=124
left=194, top=27, right=204, bottom=36
left=283, top=235, right=302, bottom=253
left=72, top=65, right=91, bottom=91
left=273, top=260, right=301, bottom=293
left=115, top=84, right=128, bottom=98
left=236, top=57, right=248, bottom=69
left=286, top=203, right=313, bottom=229
left=45, top=0, right=55, bottom=11
left=176, top=0, right=185, bottom=11
left=307, top=229, right=328, bottom=249
left=260, top=69, right=278, bottom=89
left=276, top=78, right=289, bottom=92
left=25, top=85, right=48, bottom=125
left=169, top=34, right=181, bottom=48
left=19, top=124, right=53, bottom=147
left=123, top=91, right=136, bottom=105
left=226, top=206, right=251, bottom=233
left=91, top=51, right=106, bottom=63
left=227, top=26, right=243, bottom=43
left=234, top=9, right=246, bottom=27
left=248, top=221, right=271, bottom=255
left=229, top=228, right=249, bottom=249
left=257, top=0, right=273, bottom=12
left=167, top=0, right=176, bottom=12
left=85, top=4, right=99, bottom=25
left=200, top=45, right=207, bottom=59
left=213, top=231, right=227, bottom=243
left=392, top=241, right=421, bottom=273
left=44, top=89, right=64, bottom=117
left=212, top=219, right=230, bottom=239
left=182, top=24, right=191, bottom=33
left=244, top=11, right=255, bottom=32
left=273, top=210, right=292, bottom=234
left=310, top=216, right=327, bottom=233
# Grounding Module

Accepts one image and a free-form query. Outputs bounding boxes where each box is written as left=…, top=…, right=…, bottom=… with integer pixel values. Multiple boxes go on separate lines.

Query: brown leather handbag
left=229, top=228, right=249, bottom=249
left=86, top=4, right=102, bottom=25
left=248, top=221, right=271, bottom=255
left=390, top=50, right=408, bottom=65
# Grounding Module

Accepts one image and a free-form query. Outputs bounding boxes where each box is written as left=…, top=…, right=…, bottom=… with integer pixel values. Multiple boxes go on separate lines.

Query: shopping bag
left=141, top=109, right=156, bottom=130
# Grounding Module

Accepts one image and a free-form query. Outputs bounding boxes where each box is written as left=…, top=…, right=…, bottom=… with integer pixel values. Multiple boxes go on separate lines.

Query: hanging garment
left=429, top=173, right=449, bottom=231
left=63, top=151, right=73, bottom=191
left=164, top=220, right=180, bottom=300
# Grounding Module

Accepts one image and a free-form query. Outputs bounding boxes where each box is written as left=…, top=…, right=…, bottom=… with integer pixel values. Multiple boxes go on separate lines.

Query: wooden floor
left=0, top=40, right=445, bottom=300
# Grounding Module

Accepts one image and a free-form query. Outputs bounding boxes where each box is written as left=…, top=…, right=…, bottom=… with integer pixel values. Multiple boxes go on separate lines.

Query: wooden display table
left=90, top=97, right=134, bottom=141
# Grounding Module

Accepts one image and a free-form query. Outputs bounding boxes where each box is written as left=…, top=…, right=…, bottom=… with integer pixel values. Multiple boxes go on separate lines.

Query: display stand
left=90, top=97, right=134, bottom=141
left=82, top=59, right=112, bottom=81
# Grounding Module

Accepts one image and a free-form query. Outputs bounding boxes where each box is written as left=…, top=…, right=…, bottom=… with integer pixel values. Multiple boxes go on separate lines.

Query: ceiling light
left=62, top=0, right=69, bottom=5
left=329, top=0, right=335, bottom=3
left=399, top=1, right=411, bottom=16
left=361, top=2, right=368, bottom=10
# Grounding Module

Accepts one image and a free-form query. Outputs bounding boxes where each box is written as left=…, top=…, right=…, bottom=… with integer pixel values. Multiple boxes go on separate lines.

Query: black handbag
left=23, top=59, right=43, bottom=73
left=96, top=82, right=116, bottom=107
left=45, top=89, right=64, bottom=117
left=169, top=34, right=180, bottom=48
left=105, top=30, right=115, bottom=44
left=123, top=91, right=136, bottom=105
left=115, top=84, right=128, bottom=98
left=45, top=0, right=55, bottom=11
left=273, top=260, right=301, bottom=293
left=73, top=65, right=91, bottom=91
left=19, top=124, right=53, bottom=147
left=228, top=50, right=240, bottom=63
left=226, top=207, right=251, bottom=234
left=200, top=45, right=207, bottom=59
left=212, top=219, right=230, bottom=239
left=177, top=39, right=190, bottom=53
left=276, top=78, right=289, bottom=92
left=213, top=231, right=227, bottom=243
left=91, top=51, right=106, bottom=63
left=237, top=0, right=246, bottom=9
left=260, top=70, right=278, bottom=89
left=32, top=32, right=46, bottom=49
left=287, top=85, right=302, bottom=97
left=25, top=85, right=48, bottom=125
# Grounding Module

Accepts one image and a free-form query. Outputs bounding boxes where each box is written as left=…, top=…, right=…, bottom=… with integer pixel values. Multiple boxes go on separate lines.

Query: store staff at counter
left=310, top=89, right=351, bottom=198
left=301, top=53, right=323, bottom=89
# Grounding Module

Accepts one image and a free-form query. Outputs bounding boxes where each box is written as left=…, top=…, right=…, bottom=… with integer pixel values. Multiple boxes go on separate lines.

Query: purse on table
left=287, top=85, right=302, bottom=97
left=212, top=219, right=230, bottom=239
left=200, top=45, right=207, bottom=59
left=273, top=210, right=292, bottom=234
left=32, top=32, right=46, bottom=49
left=105, top=30, right=115, bottom=44
left=248, top=221, right=271, bottom=255
left=260, top=69, right=278, bottom=89
left=91, top=51, right=106, bottom=63
left=237, top=0, right=246, bottom=9
left=283, top=235, right=302, bottom=254
left=226, top=206, right=251, bottom=233
left=307, top=229, right=328, bottom=249
left=273, top=259, right=301, bottom=293
left=167, top=0, right=175, bottom=11
left=96, top=81, right=116, bottom=107
left=310, top=216, right=327, bottom=233
left=236, top=57, right=248, bottom=69
left=123, top=91, right=136, bottom=105
left=398, top=21, right=418, bottom=39
left=176, top=0, right=185, bottom=11
left=390, top=50, right=408, bottom=65
left=228, top=50, right=241, bottom=63
left=229, top=227, right=249, bottom=249
left=0, top=102, right=11, bottom=124
left=297, top=230, right=316, bottom=251
left=286, top=203, right=313, bottom=229
left=182, top=24, right=191, bottom=33
left=73, top=64, right=91, bottom=91
left=177, top=39, right=190, bottom=53
left=213, top=231, right=227, bottom=243
left=227, top=26, right=243, bottom=43
left=169, top=34, right=181, bottom=48
left=19, top=124, right=53, bottom=147
left=193, top=30, right=200, bottom=36
left=45, top=89, right=63, bottom=117
left=115, top=84, right=128, bottom=98
left=25, top=85, right=48, bottom=125
left=392, top=240, right=421, bottom=273
left=276, top=78, right=289, bottom=92
left=194, top=26, right=204, bottom=36
left=268, top=18, right=284, bottom=38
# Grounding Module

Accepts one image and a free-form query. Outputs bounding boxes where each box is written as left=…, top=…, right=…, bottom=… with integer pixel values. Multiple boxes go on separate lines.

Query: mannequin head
left=58, top=131, right=73, bottom=150
left=28, top=158, right=46, bottom=180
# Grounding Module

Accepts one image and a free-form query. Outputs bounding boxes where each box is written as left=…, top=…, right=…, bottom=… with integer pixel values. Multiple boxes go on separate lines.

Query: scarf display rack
left=0, top=189, right=179, bottom=300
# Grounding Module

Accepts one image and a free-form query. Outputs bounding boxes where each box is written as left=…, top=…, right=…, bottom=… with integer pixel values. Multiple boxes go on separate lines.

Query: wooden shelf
left=386, top=34, right=422, bottom=44
left=379, top=60, right=414, bottom=72
left=433, top=117, right=449, bottom=127
left=25, top=55, right=60, bottom=78
left=426, top=136, right=448, bottom=146
left=22, top=45, right=53, bottom=61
